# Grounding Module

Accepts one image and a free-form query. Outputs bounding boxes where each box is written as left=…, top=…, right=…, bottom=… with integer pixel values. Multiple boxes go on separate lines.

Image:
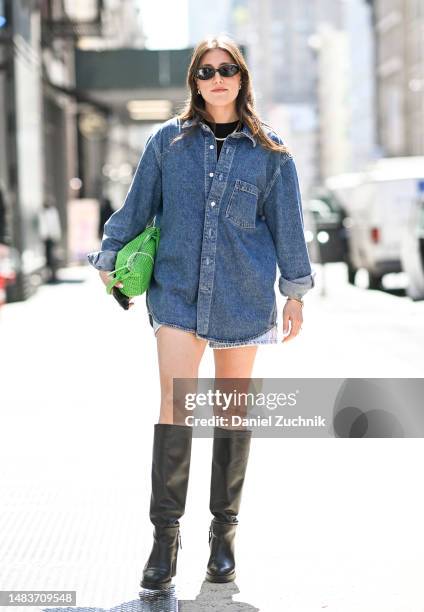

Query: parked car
left=303, top=191, right=350, bottom=268
left=401, top=194, right=424, bottom=300
left=326, top=157, right=424, bottom=289
left=302, top=205, right=319, bottom=264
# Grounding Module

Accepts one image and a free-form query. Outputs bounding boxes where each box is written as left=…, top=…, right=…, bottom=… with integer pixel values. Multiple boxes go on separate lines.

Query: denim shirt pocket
left=225, top=178, right=259, bottom=229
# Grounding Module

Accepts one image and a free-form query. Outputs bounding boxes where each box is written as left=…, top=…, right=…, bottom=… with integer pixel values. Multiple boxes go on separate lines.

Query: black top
left=203, top=119, right=241, bottom=159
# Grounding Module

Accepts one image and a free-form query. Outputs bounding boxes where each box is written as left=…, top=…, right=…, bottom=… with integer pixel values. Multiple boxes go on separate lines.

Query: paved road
left=0, top=263, right=423, bottom=611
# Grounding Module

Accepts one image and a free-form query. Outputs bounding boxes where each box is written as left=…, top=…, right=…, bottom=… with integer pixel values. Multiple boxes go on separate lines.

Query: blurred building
left=314, top=24, right=351, bottom=178
left=1, top=0, right=56, bottom=301
left=77, top=0, right=146, bottom=50
left=369, top=0, right=424, bottom=156
left=187, top=0, right=232, bottom=46
left=229, top=0, right=378, bottom=189
left=0, top=0, right=148, bottom=301
left=231, top=0, right=344, bottom=195
left=344, top=0, right=378, bottom=169
left=314, top=0, right=378, bottom=179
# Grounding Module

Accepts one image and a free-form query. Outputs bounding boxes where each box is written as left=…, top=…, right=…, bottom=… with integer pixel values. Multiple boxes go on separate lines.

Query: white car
left=326, top=157, right=424, bottom=289
left=401, top=196, right=424, bottom=300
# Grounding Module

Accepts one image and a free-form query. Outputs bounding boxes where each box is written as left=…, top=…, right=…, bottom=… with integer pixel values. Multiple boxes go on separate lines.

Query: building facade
left=371, top=0, right=424, bottom=156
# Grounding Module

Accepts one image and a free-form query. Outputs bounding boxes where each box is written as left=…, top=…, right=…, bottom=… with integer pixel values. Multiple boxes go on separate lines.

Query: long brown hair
left=172, top=34, right=290, bottom=154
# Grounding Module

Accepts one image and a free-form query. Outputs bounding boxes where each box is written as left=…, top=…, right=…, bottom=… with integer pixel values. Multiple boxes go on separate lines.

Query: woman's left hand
left=282, top=299, right=303, bottom=343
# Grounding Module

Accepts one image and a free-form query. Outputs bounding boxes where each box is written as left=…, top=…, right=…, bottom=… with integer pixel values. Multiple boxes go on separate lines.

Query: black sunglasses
left=195, top=63, right=240, bottom=80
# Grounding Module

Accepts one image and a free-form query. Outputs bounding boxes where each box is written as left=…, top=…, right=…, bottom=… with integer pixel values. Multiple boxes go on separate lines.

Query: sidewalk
left=0, top=265, right=423, bottom=611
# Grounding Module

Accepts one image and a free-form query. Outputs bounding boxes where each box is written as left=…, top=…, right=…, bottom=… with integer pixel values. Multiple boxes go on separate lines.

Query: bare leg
left=213, top=345, right=258, bottom=429
left=213, top=345, right=258, bottom=378
left=141, top=327, right=208, bottom=590
left=206, top=346, right=258, bottom=583
left=155, top=326, right=208, bottom=424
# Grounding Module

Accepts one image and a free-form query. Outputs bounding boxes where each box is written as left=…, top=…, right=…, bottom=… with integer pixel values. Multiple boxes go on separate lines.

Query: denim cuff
left=87, top=250, right=117, bottom=271
left=278, top=270, right=316, bottom=300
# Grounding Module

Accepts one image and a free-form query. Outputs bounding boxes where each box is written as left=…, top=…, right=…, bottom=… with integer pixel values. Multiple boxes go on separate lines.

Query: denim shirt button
left=209, top=172, right=214, bottom=177
left=261, top=215, right=266, bottom=220
left=209, top=144, right=214, bottom=149
left=210, top=201, right=216, bottom=207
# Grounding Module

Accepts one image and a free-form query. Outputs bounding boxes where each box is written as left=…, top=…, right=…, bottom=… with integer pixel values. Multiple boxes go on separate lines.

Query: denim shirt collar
left=181, top=117, right=257, bottom=147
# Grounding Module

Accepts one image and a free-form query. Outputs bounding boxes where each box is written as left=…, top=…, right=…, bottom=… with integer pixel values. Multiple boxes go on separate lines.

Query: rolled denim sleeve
left=263, top=154, right=316, bottom=300
left=87, top=132, right=162, bottom=271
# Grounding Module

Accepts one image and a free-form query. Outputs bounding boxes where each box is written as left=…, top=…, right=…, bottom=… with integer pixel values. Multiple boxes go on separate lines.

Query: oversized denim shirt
left=87, top=116, right=316, bottom=343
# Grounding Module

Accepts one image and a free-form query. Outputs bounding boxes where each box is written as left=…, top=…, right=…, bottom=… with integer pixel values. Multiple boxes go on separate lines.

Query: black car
left=304, top=191, right=352, bottom=278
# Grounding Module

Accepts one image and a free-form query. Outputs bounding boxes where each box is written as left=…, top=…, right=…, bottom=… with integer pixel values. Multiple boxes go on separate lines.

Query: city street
left=1, top=0, right=424, bottom=608
left=0, top=263, right=423, bottom=611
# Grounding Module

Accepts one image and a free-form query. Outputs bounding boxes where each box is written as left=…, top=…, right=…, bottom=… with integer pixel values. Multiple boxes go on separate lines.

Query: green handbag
left=105, top=225, right=161, bottom=297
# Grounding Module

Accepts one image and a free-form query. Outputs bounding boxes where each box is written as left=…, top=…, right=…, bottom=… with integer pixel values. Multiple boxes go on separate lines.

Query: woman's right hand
left=98, top=270, right=121, bottom=289
left=98, top=271, right=135, bottom=308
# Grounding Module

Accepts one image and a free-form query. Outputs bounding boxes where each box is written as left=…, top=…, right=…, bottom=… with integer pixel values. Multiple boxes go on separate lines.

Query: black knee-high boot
left=205, top=426, right=252, bottom=583
left=140, top=423, right=193, bottom=590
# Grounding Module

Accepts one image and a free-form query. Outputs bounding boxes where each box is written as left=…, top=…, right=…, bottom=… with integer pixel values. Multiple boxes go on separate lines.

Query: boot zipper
left=178, top=531, right=182, bottom=549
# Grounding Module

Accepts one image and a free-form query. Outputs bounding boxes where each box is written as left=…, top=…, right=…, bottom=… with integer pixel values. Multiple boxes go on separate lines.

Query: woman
left=88, top=35, right=315, bottom=591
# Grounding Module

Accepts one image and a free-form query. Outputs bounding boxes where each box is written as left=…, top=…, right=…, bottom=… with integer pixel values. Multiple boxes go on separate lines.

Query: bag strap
left=106, top=268, right=130, bottom=294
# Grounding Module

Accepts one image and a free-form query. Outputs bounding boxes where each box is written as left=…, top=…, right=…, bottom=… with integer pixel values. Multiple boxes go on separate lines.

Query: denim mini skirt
left=149, top=314, right=278, bottom=349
